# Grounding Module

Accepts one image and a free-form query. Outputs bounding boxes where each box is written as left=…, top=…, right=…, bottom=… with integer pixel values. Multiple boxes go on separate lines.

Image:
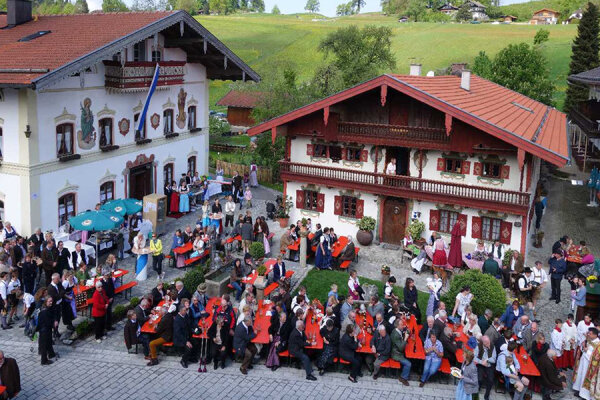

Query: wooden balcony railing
left=570, top=108, right=600, bottom=137
left=280, top=161, right=530, bottom=214
left=338, top=121, right=449, bottom=145
left=103, top=61, right=185, bottom=92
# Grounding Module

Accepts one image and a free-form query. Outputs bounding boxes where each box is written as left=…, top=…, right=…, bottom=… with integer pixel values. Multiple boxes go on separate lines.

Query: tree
left=488, top=42, right=555, bottom=105
left=175, top=0, right=197, bottom=13
left=250, top=0, right=264, bottom=12
left=455, top=3, right=472, bottom=21
left=381, top=0, right=410, bottom=14
left=271, top=4, right=280, bottom=14
left=405, top=0, right=426, bottom=21
left=318, top=25, right=396, bottom=87
left=564, top=2, right=600, bottom=112
left=304, top=0, right=319, bottom=13
left=352, top=0, right=365, bottom=13
left=471, top=51, right=492, bottom=79
left=209, top=0, right=227, bottom=13
left=533, top=28, right=550, bottom=45
left=198, top=0, right=209, bottom=13
left=0, top=0, right=5, bottom=11
left=102, top=0, right=129, bottom=11
left=74, top=0, right=89, bottom=13
left=336, top=2, right=353, bottom=15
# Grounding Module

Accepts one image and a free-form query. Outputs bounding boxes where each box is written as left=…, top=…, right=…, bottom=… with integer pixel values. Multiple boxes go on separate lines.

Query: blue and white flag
left=136, top=63, right=160, bottom=134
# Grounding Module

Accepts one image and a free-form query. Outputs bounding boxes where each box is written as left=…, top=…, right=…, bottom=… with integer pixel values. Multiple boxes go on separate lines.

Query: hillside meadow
left=196, top=13, right=578, bottom=110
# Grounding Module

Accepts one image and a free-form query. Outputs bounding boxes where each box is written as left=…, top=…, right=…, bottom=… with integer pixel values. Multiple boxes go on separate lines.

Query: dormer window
left=151, top=50, right=162, bottom=62
left=133, top=42, right=146, bottom=62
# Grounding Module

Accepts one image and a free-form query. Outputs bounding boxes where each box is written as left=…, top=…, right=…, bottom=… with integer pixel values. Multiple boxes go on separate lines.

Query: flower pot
left=381, top=270, right=390, bottom=276
left=278, top=217, right=289, bottom=228
left=356, top=229, right=373, bottom=246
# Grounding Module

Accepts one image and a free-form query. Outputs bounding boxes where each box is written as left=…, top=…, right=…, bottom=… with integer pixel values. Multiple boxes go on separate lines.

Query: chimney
left=7, top=0, right=32, bottom=27
left=461, top=70, right=471, bottom=91
left=451, top=63, right=467, bottom=76
left=409, top=63, right=421, bottom=76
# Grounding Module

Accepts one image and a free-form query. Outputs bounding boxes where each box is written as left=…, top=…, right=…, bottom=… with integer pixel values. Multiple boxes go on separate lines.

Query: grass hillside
left=497, top=0, right=572, bottom=21
left=197, top=12, right=577, bottom=110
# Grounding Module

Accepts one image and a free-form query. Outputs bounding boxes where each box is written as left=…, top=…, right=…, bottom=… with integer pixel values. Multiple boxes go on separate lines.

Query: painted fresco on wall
left=77, top=98, right=96, bottom=149
left=150, top=113, right=160, bottom=129
left=119, top=118, right=130, bottom=136
left=176, top=88, right=187, bottom=129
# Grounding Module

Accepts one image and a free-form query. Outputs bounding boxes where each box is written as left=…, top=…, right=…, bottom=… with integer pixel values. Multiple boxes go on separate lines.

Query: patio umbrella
left=69, top=210, right=124, bottom=269
left=447, top=221, right=463, bottom=269
left=100, top=198, right=143, bottom=216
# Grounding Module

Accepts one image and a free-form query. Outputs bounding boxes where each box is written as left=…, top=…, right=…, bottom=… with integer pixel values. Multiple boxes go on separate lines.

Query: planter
left=356, top=229, right=373, bottom=246
left=278, top=217, right=289, bottom=228
left=533, top=233, right=544, bottom=248
left=205, top=268, right=231, bottom=298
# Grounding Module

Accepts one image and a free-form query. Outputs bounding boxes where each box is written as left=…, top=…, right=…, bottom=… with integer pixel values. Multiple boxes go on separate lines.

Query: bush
left=113, top=304, right=127, bottom=320
left=249, top=242, right=265, bottom=260
left=357, top=216, right=376, bottom=231
left=182, top=267, right=205, bottom=294
left=257, top=264, right=267, bottom=276
left=129, top=297, right=141, bottom=308
left=75, top=319, right=92, bottom=338
left=441, top=269, right=506, bottom=317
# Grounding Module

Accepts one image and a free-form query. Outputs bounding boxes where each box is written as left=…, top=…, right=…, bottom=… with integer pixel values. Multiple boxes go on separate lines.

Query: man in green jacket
left=390, top=318, right=412, bottom=386
left=482, top=253, right=500, bottom=277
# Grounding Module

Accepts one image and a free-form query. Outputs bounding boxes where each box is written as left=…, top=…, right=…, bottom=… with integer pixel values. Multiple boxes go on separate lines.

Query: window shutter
left=501, top=165, right=510, bottom=180
left=316, top=193, right=325, bottom=213
left=461, top=161, right=471, bottom=175
left=341, top=148, right=347, bottom=160
left=437, top=158, right=445, bottom=171
left=458, top=213, right=467, bottom=236
left=360, top=149, right=369, bottom=162
left=429, top=209, right=440, bottom=231
left=355, top=199, right=364, bottom=219
left=471, top=216, right=482, bottom=239
left=499, top=221, right=513, bottom=245
left=306, top=144, right=313, bottom=156
left=334, top=196, right=342, bottom=216
left=296, top=190, right=305, bottom=210
left=473, top=162, right=482, bottom=176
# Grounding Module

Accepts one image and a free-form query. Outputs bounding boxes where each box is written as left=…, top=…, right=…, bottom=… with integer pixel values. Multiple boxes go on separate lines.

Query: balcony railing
left=569, top=108, right=600, bottom=136
left=280, top=161, right=530, bottom=214
left=103, top=61, right=185, bottom=92
left=338, top=121, right=449, bottom=145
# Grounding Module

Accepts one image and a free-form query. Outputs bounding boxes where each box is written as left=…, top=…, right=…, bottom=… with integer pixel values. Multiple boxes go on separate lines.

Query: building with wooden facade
left=216, top=90, right=264, bottom=129
left=530, top=8, right=560, bottom=24
left=248, top=66, right=569, bottom=258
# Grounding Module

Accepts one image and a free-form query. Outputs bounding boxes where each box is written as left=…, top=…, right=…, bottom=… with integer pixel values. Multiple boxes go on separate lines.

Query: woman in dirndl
left=179, top=180, right=190, bottom=214
left=432, top=232, right=449, bottom=285
left=61, top=270, right=77, bottom=330
left=317, top=319, right=339, bottom=375
left=169, top=181, right=180, bottom=214
left=315, top=228, right=332, bottom=270
left=201, top=201, right=210, bottom=228
left=249, top=164, right=258, bottom=187
left=133, top=233, right=149, bottom=280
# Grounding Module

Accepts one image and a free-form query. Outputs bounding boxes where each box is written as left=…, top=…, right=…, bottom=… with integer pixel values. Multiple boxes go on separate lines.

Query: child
left=384, top=276, right=398, bottom=304
left=327, top=284, right=338, bottom=301
left=569, top=277, right=578, bottom=313
left=551, top=318, right=565, bottom=369
left=244, top=186, right=252, bottom=209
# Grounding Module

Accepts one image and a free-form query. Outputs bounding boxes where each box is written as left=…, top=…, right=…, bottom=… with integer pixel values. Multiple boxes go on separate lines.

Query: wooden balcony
left=569, top=108, right=600, bottom=137
left=103, top=61, right=185, bottom=92
left=280, top=161, right=530, bottom=215
left=337, top=121, right=449, bottom=148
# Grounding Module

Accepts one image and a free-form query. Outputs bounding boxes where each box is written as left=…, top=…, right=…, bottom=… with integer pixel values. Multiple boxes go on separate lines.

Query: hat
left=466, top=336, right=478, bottom=350
left=523, top=267, right=532, bottom=273
left=197, top=283, right=207, bottom=293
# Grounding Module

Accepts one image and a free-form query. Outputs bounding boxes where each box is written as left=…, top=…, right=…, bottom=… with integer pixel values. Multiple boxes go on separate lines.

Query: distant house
left=216, top=90, right=264, bottom=130
left=502, top=15, right=517, bottom=23
left=465, top=0, right=488, bottom=20
left=439, top=4, right=458, bottom=15
left=529, top=8, right=559, bottom=24
left=567, top=9, right=583, bottom=23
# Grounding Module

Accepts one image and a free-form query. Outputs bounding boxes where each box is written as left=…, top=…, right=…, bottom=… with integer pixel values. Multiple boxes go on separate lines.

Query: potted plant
left=407, top=220, right=426, bottom=244
left=381, top=265, right=390, bottom=276
left=356, top=216, right=376, bottom=246
left=249, top=241, right=265, bottom=262
left=257, top=264, right=267, bottom=277
left=588, top=275, right=598, bottom=289
left=276, top=195, right=293, bottom=228
left=533, top=231, right=544, bottom=248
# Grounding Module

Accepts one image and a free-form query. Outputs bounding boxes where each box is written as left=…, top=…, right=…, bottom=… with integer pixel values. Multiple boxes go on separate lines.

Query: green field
left=196, top=12, right=577, bottom=110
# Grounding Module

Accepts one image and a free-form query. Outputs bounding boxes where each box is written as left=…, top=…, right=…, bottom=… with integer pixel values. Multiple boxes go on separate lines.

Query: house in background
left=248, top=65, right=568, bottom=259
left=502, top=15, right=518, bottom=23
left=465, top=1, right=488, bottom=20
left=0, top=2, right=257, bottom=235
left=216, top=90, right=264, bottom=131
left=439, top=4, right=458, bottom=15
left=567, top=9, right=583, bottom=24
left=530, top=8, right=560, bottom=24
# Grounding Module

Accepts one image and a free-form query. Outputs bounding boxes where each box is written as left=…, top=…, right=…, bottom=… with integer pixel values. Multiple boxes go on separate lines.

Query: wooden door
left=130, top=164, right=152, bottom=200
left=382, top=198, right=406, bottom=245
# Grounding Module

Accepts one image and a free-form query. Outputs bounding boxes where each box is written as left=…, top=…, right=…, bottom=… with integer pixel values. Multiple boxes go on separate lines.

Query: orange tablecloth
left=515, top=346, right=540, bottom=377
left=252, top=300, right=274, bottom=344
left=355, top=312, right=375, bottom=354
left=406, top=316, right=425, bottom=360
left=75, top=269, right=129, bottom=293
left=141, top=300, right=167, bottom=334
left=173, top=242, right=193, bottom=255
left=241, top=258, right=276, bottom=285
left=305, top=309, right=324, bottom=349
left=331, top=236, right=349, bottom=258
left=193, top=297, right=221, bottom=339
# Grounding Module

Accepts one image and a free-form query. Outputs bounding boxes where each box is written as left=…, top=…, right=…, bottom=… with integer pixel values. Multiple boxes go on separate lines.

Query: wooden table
left=251, top=300, right=274, bottom=344
left=75, top=269, right=129, bottom=293
left=241, top=258, right=276, bottom=285
left=305, top=308, right=323, bottom=350
left=193, top=297, right=221, bottom=339
left=514, top=346, right=540, bottom=377
left=355, top=312, right=375, bottom=354
left=405, top=316, right=425, bottom=360
left=173, top=242, right=193, bottom=255
left=331, top=236, right=349, bottom=258
left=141, top=300, right=167, bottom=334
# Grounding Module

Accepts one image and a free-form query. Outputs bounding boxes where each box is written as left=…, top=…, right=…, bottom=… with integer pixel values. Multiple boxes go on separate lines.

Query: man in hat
left=193, top=283, right=208, bottom=309
left=517, top=267, right=535, bottom=319
left=474, top=335, right=496, bottom=400
left=549, top=251, right=566, bottom=304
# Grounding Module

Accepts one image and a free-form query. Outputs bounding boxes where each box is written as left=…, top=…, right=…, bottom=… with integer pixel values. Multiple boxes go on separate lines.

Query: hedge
left=441, top=269, right=506, bottom=317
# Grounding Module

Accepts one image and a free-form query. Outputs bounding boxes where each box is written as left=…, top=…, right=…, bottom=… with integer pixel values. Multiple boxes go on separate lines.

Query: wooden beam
left=164, top=37, right=204, bottom=47
left=380, top=84, right=388, bottom=107
left=323, top=106, right=330, bottom=126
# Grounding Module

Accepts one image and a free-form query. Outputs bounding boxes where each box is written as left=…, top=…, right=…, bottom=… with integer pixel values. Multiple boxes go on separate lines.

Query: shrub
left=257, top=264, right=267, bottom=276
left=408, top=219, right=425, bottom=240
left=113, top=304, right=127, bottom=320
left=129, top=297, right=141, bottom=308
left=182, top=267, right=205, bottom=294
left=357, top=216, right=376, bottom=231
left=441, top=269, right=506, bottom=317
left=249, top=241, right=265, bottom=260
left=75, top=319, right=92, bottom=338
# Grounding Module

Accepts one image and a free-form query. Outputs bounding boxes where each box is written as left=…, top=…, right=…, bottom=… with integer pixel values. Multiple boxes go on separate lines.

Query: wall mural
left=150, top=113, right=160, bottom=129
left=77, top=98, right=96, bottom=150
left=119, top=118, right=130, bottom=136
left=176, top=88, right=187, bottom=129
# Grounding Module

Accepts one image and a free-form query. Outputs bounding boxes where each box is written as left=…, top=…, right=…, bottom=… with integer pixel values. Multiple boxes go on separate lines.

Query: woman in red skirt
left=562, top=313, right=578, bottom=369
left=169, top=181, right=180, bottom=214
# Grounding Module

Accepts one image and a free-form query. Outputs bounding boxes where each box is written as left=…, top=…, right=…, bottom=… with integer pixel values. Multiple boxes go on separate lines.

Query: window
left=346, top=147, right=362, bottom=161
left=56, top=123, right=74, bottom=157
left=133, top=41, right=146, bottom=62
left=481, top=217, right=502, bottom=241
left=187, top=106, right=197, bottom=130
left=0, top=126, right=3, bottom=159
left=58, top=193, right=76, bottom=227
left=164, top=163, right=174, bottom=187
left=302, top=190, right=319, bottom=211
left=0, top=200, right=4, bottom=222
left=328, top=145, right=342, bottom=161
left=163, top=109, right=174, bottom=134
left=99, top=118, right=113, bottom=147
left=482, top=162, right=502, bottom=179
left=187, top=156, right=196, bottom=175
left=439, top=210, right=459, bottom=234
left=313, top=144, right=327, bottom=158
left=99, top=182, right=114, bottom=204
left=444, top=158, right=463, bottom=174
left=134, top=113, right=146, bottom=139
left=151, top=50, right=161, bottom=62
left=341, top=196, right=357, bottom=218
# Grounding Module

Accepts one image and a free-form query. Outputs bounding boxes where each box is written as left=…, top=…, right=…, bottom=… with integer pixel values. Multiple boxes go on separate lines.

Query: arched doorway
left=125, top=154, right=155, bottom=200
left=381, top=197, right=407, bottom=245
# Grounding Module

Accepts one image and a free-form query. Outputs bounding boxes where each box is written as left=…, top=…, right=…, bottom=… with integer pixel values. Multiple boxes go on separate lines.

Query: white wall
left=0, top=89, right=21, bottom=164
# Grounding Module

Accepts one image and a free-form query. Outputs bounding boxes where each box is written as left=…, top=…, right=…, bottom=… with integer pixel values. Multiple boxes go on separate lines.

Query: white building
left=248, top=67, right=569, bottom=258
left=0, top=3, right=258, bottom=235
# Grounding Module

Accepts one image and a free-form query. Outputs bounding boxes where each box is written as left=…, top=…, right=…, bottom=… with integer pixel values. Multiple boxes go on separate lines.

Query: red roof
left=248, top=74, right=568, bottom=167
left=0, top=12, right=173, bottom=85
left=216, top=90, right=265, bottom=108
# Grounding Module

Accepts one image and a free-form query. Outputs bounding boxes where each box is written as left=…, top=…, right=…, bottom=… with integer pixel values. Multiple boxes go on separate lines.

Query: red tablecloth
left=193, top=297, right=221, bottom=339
left=355, top=312, right=375, bottom=354
left=241, top=258, right=276, bottom=285
left=406, top=316, right=425, bottom=360
left=75, top=269, right=129, bottom=293
left=173, top=242, right=193, bottom=255
left=331, top=236, right=349, bottom=258
left=515, top=346, right=540, bottom=377
left=305, top=309, right=323, bottom=349
left=252, top=300, right=273, bottom=344
left=141, top=300, right=167, bottom=334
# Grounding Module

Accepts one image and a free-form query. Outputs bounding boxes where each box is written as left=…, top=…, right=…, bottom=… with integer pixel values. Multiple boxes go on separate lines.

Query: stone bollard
left=299, top=227, right=308, bottom=268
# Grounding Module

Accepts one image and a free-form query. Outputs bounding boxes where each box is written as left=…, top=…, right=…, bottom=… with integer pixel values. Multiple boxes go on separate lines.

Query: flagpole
left=136, top=63, right=160, bottom=139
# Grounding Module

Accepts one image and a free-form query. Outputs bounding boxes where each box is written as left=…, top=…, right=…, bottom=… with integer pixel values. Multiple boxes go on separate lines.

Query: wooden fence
left=216, top=160, right=272, bottom=184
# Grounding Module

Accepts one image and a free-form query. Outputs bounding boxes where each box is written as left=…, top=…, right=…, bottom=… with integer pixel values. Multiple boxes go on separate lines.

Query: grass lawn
left=296, top=269, right=429, bottom=319
left=197, top=13, right=577, bottom=110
